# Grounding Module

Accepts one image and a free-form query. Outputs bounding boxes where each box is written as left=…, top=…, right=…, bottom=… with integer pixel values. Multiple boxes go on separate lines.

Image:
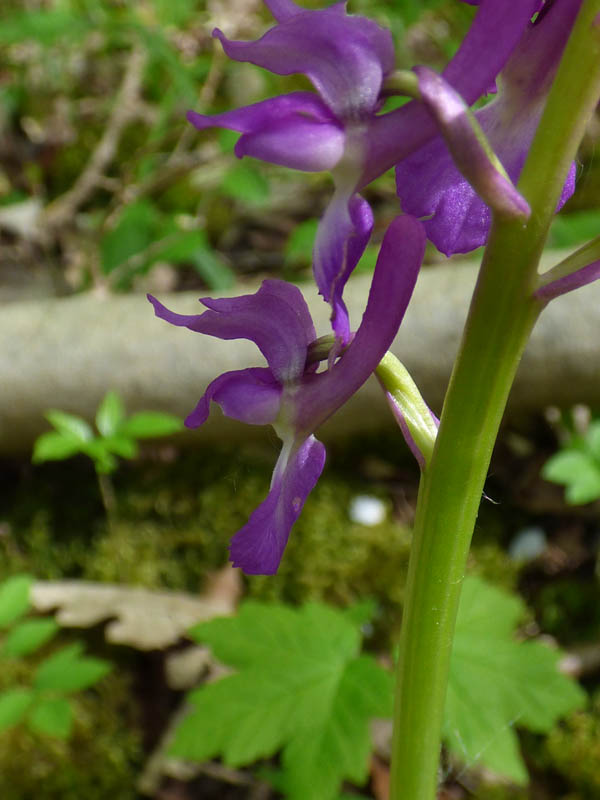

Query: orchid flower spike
left=149, top=215, right=425, bottom=575
left=395, top=0, right=581, bottom=256
left=188, top=0, right=539, bottom=339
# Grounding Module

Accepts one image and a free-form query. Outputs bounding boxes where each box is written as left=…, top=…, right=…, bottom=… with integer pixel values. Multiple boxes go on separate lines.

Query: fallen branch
left=1, top=250, right=599, bottom=454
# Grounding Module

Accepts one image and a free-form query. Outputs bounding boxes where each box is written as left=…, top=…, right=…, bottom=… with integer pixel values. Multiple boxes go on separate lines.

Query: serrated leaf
left=95, top=391, right=125, bottom=437
left=3, top=618, right=59, bottom=656
left=32, top=431, right=84, bottom=463
left=445, top=576, right=586, bottom=783
left=0, top=689, right=34, bottom=732
left=45, top=410, right=94, bottom=443
left=27, top=697, right=72, bottom=739
left=34, top=643, right=112, bottom=693
left=173, top=602, right=392, bottom=800
left=0, top=574, right=33, bottom=628
left=118, top=411, right=184, bottom=439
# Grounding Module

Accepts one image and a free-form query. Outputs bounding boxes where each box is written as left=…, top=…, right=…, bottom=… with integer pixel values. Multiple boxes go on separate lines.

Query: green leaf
left=0, top=10, right=90, bottom=45
left=173, top=602, right=392, bottom=800
left=44, top=410, right=94, bottom=443
left=584, top=420, right=600, bottom=461
left=0, top=689, right=34, bottom=732
left=3, top=618, right=59, bottom=657
left=100, top=200, right=162, bottom=275
left=190, top=248, right=235, bottom=291
left=542, top=450, right=600, bottom=505
left=445, top=576, right=586, bottom=783
left=95, top=391, right=126, bottom=437
left=34, top=643, right=112, bottom=693
left=0, top=574, right=33, bottom=628
left=221, top=162, right=270, bottom=206
left=80, top=440, right=118, bottom=474
left=32, top=431, right=83, bottom=463
left=27, top=697, right=72, bottom=739
left=118, top=411, right=184, bottom=439
left=101, top=435, right=138, bottom=460
left=550, top=210, right=600, bottom=248
left=284, top=219, right=319, bottom=266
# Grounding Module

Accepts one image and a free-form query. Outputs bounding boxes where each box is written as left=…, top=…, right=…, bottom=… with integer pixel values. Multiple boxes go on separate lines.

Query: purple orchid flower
left=396, top=0, right=581, bottom=256
left=149, top=215, right=425, bottom=574
left=188, top=0, right=539, bottom=338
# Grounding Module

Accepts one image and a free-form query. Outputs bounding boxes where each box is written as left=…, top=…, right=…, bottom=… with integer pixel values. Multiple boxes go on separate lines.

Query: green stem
left=96, top=470, right=117, bottom=530
left=389, top=4, right=600, bottom=798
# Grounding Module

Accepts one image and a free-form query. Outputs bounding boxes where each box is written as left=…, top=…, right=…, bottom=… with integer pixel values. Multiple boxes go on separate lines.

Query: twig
left=44, top=44, right=147, bottom=231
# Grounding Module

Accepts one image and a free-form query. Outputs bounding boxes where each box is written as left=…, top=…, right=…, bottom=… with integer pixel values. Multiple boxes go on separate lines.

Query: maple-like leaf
left=445, top=576, right=586, bottom=782
left=170, top=602, right=392, bottom=800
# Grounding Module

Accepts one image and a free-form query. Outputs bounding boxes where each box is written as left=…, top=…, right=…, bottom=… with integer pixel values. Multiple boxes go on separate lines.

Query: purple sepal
left=313, top=193, right=374, bottom=343
left=362, top=0, right=541, bottom=185
left=395, top=0, right=579, bottom=255
left=213, top=7, right=393, bottom=120
left=148, top=280, right=315, bottom=384
left=229, top=435, right=326, bottom=574
left=414, top=67, right=530, bottom=220
left=185, top=367, right=282, bottom=428
left=535, top=260, right=600, bottom=303
left=187, top=93, right=345, bottom=172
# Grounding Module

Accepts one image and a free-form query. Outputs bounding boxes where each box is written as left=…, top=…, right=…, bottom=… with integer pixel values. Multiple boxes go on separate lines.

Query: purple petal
left=187, top=92, right=335, bottom=133
left=535, top=259, right=600, bottom=303
left=263, top=0, right=303, bottom=22
left=414, top=67, right=530, bottom=220
left=213, top=7, right=394, bottom=120
left=296, top=215, right=426, bottom=433
left=362, top=0, right=540, bottom=184
left=396, top=91, right=574, bottom=256
left=229, top=435, right=326, bottom=574
left=441, top=0, right=539, bottom=103
left=148, top=280, right=315, bottom=384
left=235, top=116, right=345, bottom=172
left=395, top=0, right=580, bottom=255
left=185, top=367, right=282, bottom=428
left=313, top=193, right=373, bottom=343
left=187, top=92, right=344, bottom=172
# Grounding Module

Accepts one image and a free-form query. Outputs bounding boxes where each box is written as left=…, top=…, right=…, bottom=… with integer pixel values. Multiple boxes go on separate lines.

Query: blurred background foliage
left=2, top=0, right=600, bottom=798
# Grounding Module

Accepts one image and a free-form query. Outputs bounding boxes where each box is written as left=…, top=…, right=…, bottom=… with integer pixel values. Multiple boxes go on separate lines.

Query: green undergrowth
left=1, top=436, right=518, bottom=643
left=0, top=656, right=141, bottom=800
left=0, top=435, right=599, bottom=795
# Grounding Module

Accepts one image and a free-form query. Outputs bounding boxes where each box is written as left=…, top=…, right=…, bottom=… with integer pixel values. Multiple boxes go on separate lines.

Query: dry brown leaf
left=30, top=565, right=241, bottom=651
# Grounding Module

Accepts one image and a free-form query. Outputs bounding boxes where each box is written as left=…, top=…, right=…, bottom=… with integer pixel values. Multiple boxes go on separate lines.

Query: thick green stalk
left=389, top=4, right=600, bottom=798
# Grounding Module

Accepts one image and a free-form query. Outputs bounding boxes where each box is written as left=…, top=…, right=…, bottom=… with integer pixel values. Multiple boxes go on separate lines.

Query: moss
left=538, top=690, right=600, bottom=798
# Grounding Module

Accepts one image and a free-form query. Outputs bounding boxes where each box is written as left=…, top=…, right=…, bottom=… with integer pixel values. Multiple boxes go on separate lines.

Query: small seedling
left=0, top=574, right=112, bottom=740
left=32, top=390, right=184, bottom=518
left=542, top=417, right=600, bottom=504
